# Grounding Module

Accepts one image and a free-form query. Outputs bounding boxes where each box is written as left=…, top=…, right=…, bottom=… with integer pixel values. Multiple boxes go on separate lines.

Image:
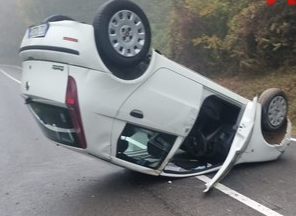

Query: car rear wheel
left=259, top=88, right=288, bottom=132
left=93, top=0, right=151, bottom=67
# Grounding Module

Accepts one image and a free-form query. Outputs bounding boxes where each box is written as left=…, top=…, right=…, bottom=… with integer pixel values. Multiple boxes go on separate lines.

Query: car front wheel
left=259, top=88, right=288, bottom=132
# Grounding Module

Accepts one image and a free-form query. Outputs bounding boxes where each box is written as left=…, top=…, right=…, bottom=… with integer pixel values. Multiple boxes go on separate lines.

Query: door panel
left=116, top=68, right=203, bottom=136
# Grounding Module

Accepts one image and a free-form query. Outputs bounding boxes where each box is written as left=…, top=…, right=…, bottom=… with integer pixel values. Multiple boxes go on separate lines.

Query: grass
left=212, top=70, right=296, bottom=133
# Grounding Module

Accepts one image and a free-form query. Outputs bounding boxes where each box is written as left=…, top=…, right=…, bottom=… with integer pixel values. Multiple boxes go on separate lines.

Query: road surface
left=1, top=64, right=295, bottom=216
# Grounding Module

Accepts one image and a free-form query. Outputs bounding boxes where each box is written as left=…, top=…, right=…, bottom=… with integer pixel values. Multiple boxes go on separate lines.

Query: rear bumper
left=19, top=21, right=108, bottom=72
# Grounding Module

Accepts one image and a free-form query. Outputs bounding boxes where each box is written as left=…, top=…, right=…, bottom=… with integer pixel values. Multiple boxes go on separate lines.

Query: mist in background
left=0, top=0, right=26, bottom=64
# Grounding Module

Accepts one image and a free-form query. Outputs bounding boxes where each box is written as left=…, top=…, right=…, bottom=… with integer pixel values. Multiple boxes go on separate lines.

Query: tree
left=167, top=0, right=296, bottom=75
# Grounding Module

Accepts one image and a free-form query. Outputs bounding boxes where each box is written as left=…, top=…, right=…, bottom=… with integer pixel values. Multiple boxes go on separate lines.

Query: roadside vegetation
left=164, top=0, right=296, bottom=126
left=17, top=0, right=296, bottom=126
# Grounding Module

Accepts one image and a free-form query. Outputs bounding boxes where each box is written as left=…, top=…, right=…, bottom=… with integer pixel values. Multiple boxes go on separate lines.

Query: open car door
left=204, top=97, right=257, bottom=192
left=161, top=98, right=258, bottom=192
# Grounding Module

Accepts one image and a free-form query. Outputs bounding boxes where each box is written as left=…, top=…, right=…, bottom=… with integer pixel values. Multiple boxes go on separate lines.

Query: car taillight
left=66, top=76, right=87, bottom=149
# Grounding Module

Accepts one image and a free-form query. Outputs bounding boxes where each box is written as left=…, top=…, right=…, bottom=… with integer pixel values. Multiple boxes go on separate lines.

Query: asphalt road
left=1, top=64, right=296, bottom=216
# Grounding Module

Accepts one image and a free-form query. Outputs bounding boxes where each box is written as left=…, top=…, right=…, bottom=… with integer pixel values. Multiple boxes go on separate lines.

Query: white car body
left=20, top=19, right=291, bottom=192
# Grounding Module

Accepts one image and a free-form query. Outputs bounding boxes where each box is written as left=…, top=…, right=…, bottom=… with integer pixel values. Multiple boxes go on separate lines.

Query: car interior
left=165, top=95, right=242, bottom=174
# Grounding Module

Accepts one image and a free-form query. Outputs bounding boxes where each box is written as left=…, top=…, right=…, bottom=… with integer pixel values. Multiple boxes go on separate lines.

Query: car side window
left=116, top=124, right=177, bottom=169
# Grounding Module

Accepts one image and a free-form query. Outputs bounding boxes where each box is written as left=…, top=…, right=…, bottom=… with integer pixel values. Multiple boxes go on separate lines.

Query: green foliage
left=167, top=0, right=296, bottom=75
left=225, top=1, right=296, bottom=73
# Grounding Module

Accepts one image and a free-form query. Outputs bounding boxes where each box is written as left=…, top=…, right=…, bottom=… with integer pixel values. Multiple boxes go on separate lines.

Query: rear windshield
left=29, top=102, right=82, bottom=148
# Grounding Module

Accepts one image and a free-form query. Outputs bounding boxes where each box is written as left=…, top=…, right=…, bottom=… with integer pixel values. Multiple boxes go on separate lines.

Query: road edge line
left=0, top=68, right=21, bottom=84
left=0, top=64, right=22, bottom=70
left=196, top=175, right=284, bottom=216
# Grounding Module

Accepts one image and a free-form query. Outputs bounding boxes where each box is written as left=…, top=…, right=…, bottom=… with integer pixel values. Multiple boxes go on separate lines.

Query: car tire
left=93, top=0, right=151, bottom=67
left=43, top=15, right=75, bottom=23
left=259, top=88, right=288, bottom=132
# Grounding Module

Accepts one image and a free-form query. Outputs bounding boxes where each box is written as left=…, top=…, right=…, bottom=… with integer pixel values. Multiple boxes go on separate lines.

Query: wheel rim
left=108, top=10, right=146, bottom=58
left=268, top=96, right=287, bottom=127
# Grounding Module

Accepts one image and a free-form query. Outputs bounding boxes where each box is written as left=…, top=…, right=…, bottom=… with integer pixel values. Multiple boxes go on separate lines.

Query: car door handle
left=130, top=110, right=144, bottom=119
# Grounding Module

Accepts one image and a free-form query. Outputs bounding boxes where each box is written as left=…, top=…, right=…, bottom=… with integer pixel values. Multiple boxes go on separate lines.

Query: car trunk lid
left=21, top=60, right=68, bottom=103
left=21, top=60, right=87, bottom=149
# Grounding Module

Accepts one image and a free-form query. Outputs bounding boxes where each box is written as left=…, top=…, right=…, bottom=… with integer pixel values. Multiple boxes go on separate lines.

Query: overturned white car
left=19, top=0, right=291, bottom=192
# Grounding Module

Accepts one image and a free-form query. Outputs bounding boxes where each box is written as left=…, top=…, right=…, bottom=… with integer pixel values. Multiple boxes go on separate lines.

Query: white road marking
left=196, top=175, right=284, bottom=216
left=291, top=138, right=296, bottom=142
left=0, top=64, right=22, bottom=70
left=0, top=67, right=21, bottom=84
